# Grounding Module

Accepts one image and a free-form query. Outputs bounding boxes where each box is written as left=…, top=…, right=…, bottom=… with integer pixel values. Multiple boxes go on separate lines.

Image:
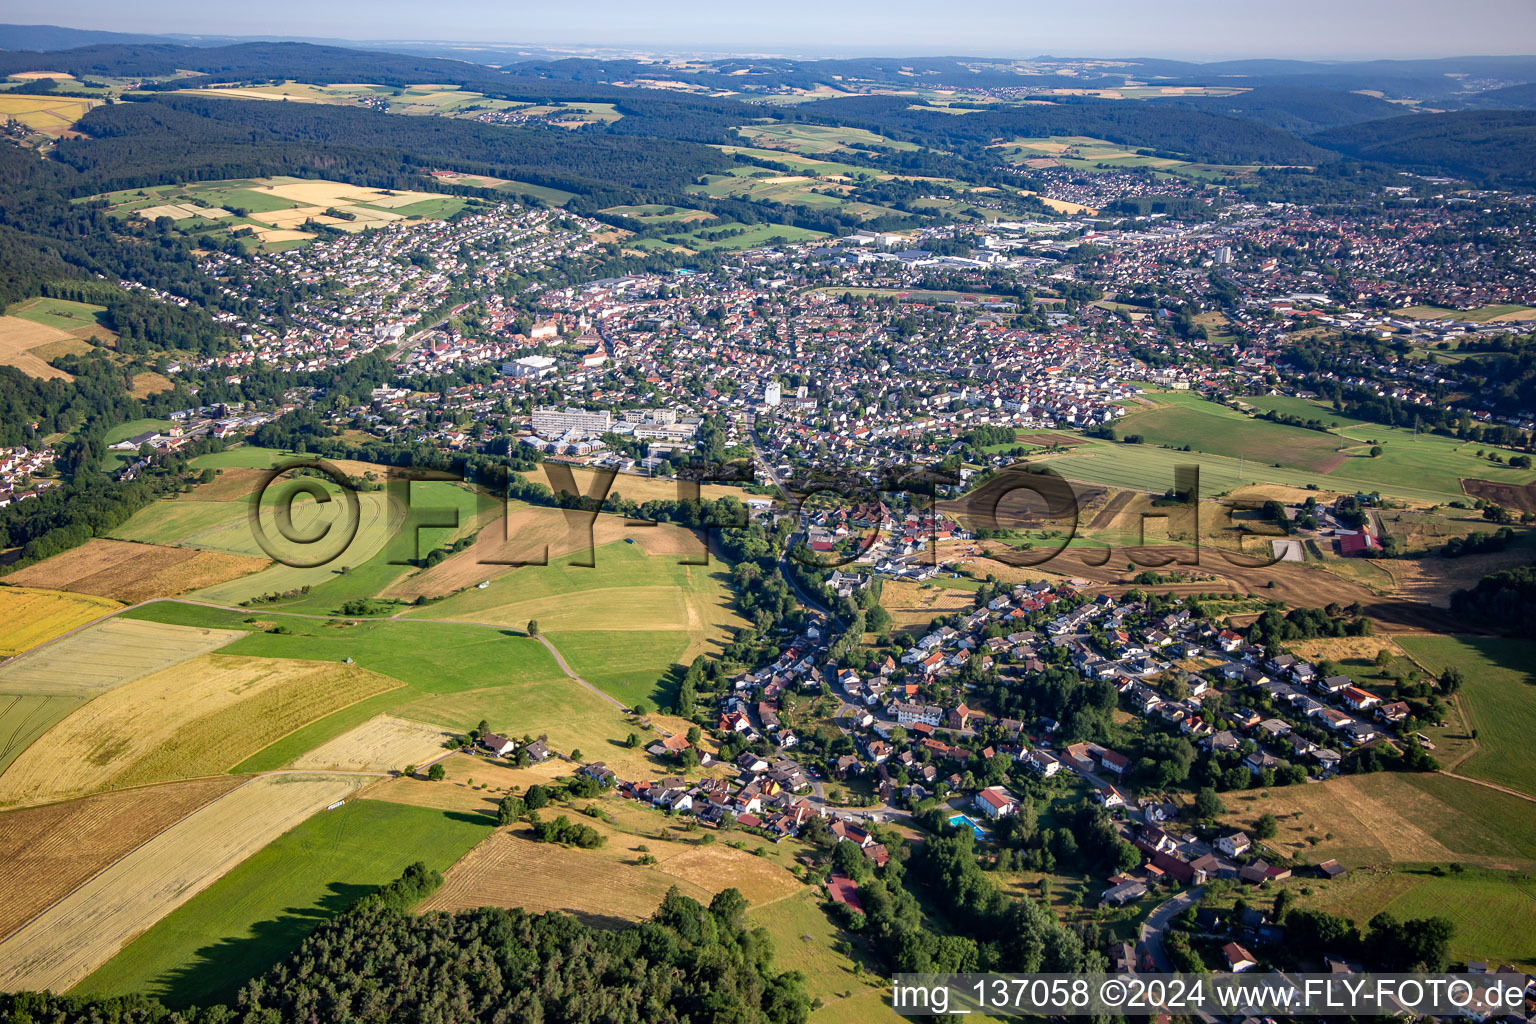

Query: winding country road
left=532, top=633, right=627, bottom=711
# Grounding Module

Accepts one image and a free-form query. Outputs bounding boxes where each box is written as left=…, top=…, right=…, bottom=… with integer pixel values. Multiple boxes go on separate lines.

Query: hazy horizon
left=8, top=0, right=1536, bottom=61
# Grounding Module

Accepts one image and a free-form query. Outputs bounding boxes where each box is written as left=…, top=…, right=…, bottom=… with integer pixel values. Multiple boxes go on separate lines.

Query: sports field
left=0, top=585, right=119, bottom=657
left=76, top=799, right=492, bottom=1007
left=0, top=773, right=369, bottom=994
left=6, top=539, right=268, bottom=604
left=1396, top=634, right=1536, bottom=797
left=0, top=654, right=401, bottom=806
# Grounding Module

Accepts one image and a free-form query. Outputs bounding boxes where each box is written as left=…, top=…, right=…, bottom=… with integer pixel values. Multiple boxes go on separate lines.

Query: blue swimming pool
left=948, top=813, right=990, bottom=841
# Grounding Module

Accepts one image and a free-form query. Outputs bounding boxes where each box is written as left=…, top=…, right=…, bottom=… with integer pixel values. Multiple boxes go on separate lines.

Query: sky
left=11, top=0, right=1536, bottom=60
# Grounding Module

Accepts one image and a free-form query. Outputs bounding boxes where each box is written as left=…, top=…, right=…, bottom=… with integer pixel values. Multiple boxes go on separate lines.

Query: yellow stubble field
left=0, top=586, right=120, bottom=657
left=0, top=655, right=401, bottom=807
left=0, top=773, right=370, bottom=993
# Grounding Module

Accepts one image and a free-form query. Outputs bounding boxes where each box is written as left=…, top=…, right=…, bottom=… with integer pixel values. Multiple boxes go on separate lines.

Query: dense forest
left=1312, top=110, right=1536, bottom=188
left=0, top=143, right=250, bottom=335
left=802, top=95, right=1334, bottom=167
left=1147, top=85, right=1405, bottom=133
left=0, top=870, right=810, bottom=1024
left=64, top=96, right=733, bottom=196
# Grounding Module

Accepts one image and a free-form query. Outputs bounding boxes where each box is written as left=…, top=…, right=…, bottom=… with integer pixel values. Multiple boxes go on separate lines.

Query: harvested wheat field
left=6, top=539, right=268, bottom=603
left=107, top=659, right=403, bottom=790
left=0, top=316, right=74, bottom=380
left=652, top=844, right=801, bottom=908
left=0, top=773, right=368, bottom=993
left=0, top=655, right=400, bottom=807
left=1287, top=636, right=1410, bottom=665
left=0, top=617, right=245, bottom=697
left=385, top=505, right=703, bottom=602
left=363, top=751, right=568, bottom=815
left=419, top=820, right=795, bottom=925
left=0, top=776, right=244, bottom=939
left=0, top=586, right=120, bottom=657
left=420, top=828, right=693, bottom=924
left=1231, top=483, right=1345, bottom=505
left=287, top=714, right=454, bottom=772
left=880, top=579, right=976, bottom=633
left=526, top=464, right=743, bottom=506
left=174, top=466, right=268, bottom=502
left=129, top=371, right=174, bottom=398
left=1219, top=772, right=1536, bottom=871
left=423, top=801, right=799, bottom=923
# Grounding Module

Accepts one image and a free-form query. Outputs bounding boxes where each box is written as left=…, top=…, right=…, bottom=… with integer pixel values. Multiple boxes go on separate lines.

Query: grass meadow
left=1042, top=392, right=1533, bottom=505
left=1294, top=866, right=1536, bottom=971
left=1397, top=634, right=1536, bottom=797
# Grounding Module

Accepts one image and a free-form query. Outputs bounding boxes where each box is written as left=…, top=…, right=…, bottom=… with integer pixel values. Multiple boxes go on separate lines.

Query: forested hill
left=63, top=95, right=733, bottom=196
left=804, top=94, right=1334, bottom=166
left=1311, top=110, right=1536, bottom=188
left=1461, top=82, right=1536, bottom=110
left=1146, top=86, right=1406, bottom=133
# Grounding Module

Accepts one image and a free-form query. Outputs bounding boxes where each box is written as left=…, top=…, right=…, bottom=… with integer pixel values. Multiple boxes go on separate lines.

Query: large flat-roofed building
left=503, top=354, right=557, bottom=378
left=531, top=406, right=612, bottom=438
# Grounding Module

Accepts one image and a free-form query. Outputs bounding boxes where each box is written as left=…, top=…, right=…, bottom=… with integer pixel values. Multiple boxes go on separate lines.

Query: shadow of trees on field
left=152, top=881, right=373, bottom=1009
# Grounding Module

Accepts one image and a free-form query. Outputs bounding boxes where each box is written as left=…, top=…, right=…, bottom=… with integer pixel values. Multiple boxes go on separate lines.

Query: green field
left=222, top=618, right=559, bottom=695
left=4, top=296, right=110, bottom=334
left=661, top=219, right=831, bottom=251
left=1046, top=392, right=1536, bottom=504
left=90, top=177, right=478, bottom=251
left=1298, top=866, right=1536, bottom=971
left=226, top=478, right=492, bottom=615
left=188, top=446, right=308, bottom=469
left=409, top=539, right=742, bottom=707
left=1116, top=393, right=1346, bottom=473
left=118, top=602, right=568, bottom=771
left=600, top=203, right=717, bottom=224
left=748, top=890, right=885, bottom=1013
left=109, top=499, right=248, bottom=547
left=734, top=122, right=920, bottom=155
left=74, top=799, right=493, bottom=1007
left=1236, top=394, right=1376, bottom=430
left=394, top=672, right=644, bottom=766
left=1400, top=773, right=1536, bottom=863
left=1397, top=635, right=1536, bottom=797
left=0, top=694, right=87, bottom=775
left=1395, top=303, right=1536, bottom=323
left=101, top=417, right=176, bottom=447
left=543, top=630, right=692, bottom=708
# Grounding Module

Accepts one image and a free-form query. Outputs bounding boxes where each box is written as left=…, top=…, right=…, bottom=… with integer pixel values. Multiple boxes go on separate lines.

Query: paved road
left=1139, top=886, right=1203, bottom=973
